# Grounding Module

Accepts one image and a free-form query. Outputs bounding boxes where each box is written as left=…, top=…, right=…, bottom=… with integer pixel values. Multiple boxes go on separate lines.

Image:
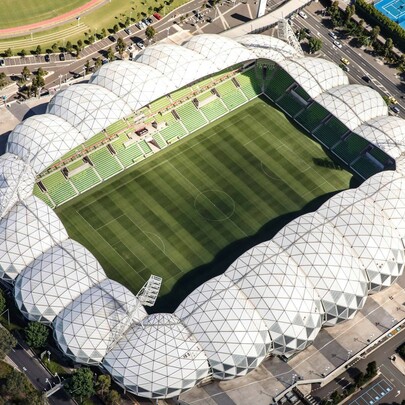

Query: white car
left=298, top=11, right=308, bottom=19
left=136, top=41, right=145, bottom=50
left=333, top=40, right=342, bottom=49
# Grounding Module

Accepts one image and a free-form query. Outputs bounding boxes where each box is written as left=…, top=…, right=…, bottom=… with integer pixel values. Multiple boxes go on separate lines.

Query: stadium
left=1, top=33, right=405, bottom=399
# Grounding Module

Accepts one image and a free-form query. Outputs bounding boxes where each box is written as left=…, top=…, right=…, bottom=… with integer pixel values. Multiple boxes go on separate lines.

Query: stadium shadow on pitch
left=152, top=188, right=352, bottom=313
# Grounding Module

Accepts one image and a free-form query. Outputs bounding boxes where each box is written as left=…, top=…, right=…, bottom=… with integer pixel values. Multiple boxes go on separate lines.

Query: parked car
left=142, top=18, right=150, bottom=26
left=124, top=28, right=132, bottom=35
left=0, top=58, right=4, bottom=66
left=59, top=53, right=65, bottom=61
left=147, top=17, right=153, bottom=24
left=44, top=54, right=50, bottom=62
left=333, top=40, right=342, bottom=49
left=108, top=35, right=116, bottom=42
left=153, top=12, right=162, bottom=20
left=298, top=10, right=308, bottom=19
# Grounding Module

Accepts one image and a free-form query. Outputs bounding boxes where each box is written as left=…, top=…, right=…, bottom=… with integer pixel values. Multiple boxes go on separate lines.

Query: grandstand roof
left=89, top=61, right=174, bottom=112
left=226, top=241, right=323, bottom=355
left=54, top=278, right=147, bottom=365
left=134, top=43, right=217, bottom=89
left=7, top=114, right=85, bottom=174
left=183, top=34, right=256, bottom=71
left=46, top=84, right=132, bottom=140
left=314, top=85, right=388, bottom=131
left=175, top=274, right=271, bottom=380
left=103, top=313, right=210, bottom=398
left=279, top=57, right=349, bottom=98
left=14, top=239, right=106, bottom=323
left=236, top=34, right=298, bottom=61
left=317, top=189, right=404, bottom=292
left=0, top=195, right=68, bottom=282
left=272, top=212, right=368, bottom=325
left=354, top=116, right=405, bottom=159
left=0, top=153, right=35, bottom=218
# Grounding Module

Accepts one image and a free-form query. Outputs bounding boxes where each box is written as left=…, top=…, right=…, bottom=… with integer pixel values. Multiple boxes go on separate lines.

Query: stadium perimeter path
left=0, top=0, right=107, bottom=38
left=180, top=275, right=405, bottom=405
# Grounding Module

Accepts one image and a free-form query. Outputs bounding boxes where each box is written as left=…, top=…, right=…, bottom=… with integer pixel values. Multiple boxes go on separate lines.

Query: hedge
left=355, top=0, right=405, bottom=51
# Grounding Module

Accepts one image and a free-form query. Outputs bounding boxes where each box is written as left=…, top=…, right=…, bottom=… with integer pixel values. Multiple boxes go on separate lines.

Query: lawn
left=56, top=97, right=353, bottom=312
left=0, top=0, right=88, bottom=29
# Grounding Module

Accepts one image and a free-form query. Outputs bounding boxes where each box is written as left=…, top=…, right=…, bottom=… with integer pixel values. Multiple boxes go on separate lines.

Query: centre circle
left=194, top=190, right=235, bottom=221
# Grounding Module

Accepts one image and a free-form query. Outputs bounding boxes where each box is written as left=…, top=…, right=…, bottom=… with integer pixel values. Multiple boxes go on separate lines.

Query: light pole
left=55, top=372, right=61, bottom=384
left=291, top=373, right=297, bottom=385
left=59, top=75, right=62, bottom=90
left=347, top=350, right=352, bottom=360
left=45, top=378, right=52, bottom=390
left=83, top=66, right=86, bottom=78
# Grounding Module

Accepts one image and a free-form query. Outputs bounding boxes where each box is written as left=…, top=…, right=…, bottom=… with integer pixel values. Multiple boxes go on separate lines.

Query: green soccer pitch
left=56, top=96, right=353, bottom=311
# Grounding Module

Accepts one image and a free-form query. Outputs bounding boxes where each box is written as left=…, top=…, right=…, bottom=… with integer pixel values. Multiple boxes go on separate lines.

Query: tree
left=0, top=289, right=5, bottom=314
left=370, top=25, right=380, bottom=42
left=296, top=28, right=307, bottom=41
left=20, top=49, right=26, bottom=58
left=35, top=45, right=42, bottom=56
left=66, top=40, right=73, bottom=54
left=344, top=5, right=355, bottom=24
left=365, top=361, right=377, bottom=379
left=113, top=24, right=119, bottom=33
left=354, top=371, right=365, bottom=387
left=0, top=327, right=17, bottom=359
left=21, top=66, right=31, bottom=81
left=4, top=48, right=12, bottom=57
left=51, top=43, right=58, bottom=53
left=85, top=59, right=91, bottom=74
left=2, top=369, right=31, bottom=399
left=0, top=72, right=7, bottom=89
left=145, top=26, right=157, bottom=41
left=94, top=57, right=103, bottom=70
left=37, top=67, right=47, bottom=77
left=124, top=16, right=131, bottom=27
left=96, top=374, right=111, bottom=398
left=308, top=37, right=322, bottom=53
left=107, top=46, right=115, bottom=61
left=383, top=38, right=394, bottom=58
left=116, top=37, right=126, bottom=56
left=67, top=368, right=95, bottom=401
left=25, top=322, right=48, bottom=348
left=101, top=28, right=107, bottom=38
left=106, top=389, right=121, bottom=405
left=77, top=39, right=83, bottom=51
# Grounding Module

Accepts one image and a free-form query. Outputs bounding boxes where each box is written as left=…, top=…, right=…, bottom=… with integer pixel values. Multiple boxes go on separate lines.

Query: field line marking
left=96, top=213, right=125, bottom=230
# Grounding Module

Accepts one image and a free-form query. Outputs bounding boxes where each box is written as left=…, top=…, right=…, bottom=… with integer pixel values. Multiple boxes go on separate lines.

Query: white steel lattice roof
left=175, top=274, right=271, bottom=380
left=237, top=34, right=298, bottom=62
left=317, top=189, right=405, bottom=292
left=14, top=239, right=106, bottom=323
left=226, top=241, right=323, bottom=355
left=6, top=114, right=85, bottom=174
left=0, top=195, right=68, bottom=282
left=89, top=61, right=174, bottom=111
left=183, top=34, right=256, bottom=71
left=354, top=116, right=405, bottom=159
left=53, top=278, right=147, bottom=365
left=278, top=57, right=349, bottom=99
left=103, top=313, right=210, bottom=398
left=46, top=84, right=132, bottom=139
left=314, top=84, right=388, bottom=131
left=272, top=212, right=368, bottom=325
left=134, top=43, right=216, bottom=89
left=0, top=153, right=36, bottom=219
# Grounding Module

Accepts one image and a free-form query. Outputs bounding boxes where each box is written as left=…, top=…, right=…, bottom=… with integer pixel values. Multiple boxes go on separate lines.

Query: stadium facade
left=0, top=34, right=405, bottom=399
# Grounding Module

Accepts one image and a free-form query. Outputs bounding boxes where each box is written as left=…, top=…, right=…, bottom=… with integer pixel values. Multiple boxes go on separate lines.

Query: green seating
left=197, top=91, right=215, bottom=103
left=313, top=117, right=348, bottom=148
left=139, top=140, right=152, bottom=155
left=277, top=92, right=305, bottom=117
left=149, top=96, right=171, bottom=114
left=83, top=131, right=106, bottom=148
left=105, top=119, right=127, bottom=136
left=221, top=90, right=247, bottom=111
left=66, top=160, right=84, bottom=172
left=70, top=167, right=100, bottom=193
left=160, top=121, right=187, bottom=142
left=200, top=99, right=228, bottom=122
left=176, top=102, right=207, bottom=133
left=154, top=111, right=177, bottom=125
left=333, top=134, right=369, bottom=164
left=238, top=69, right=262, bottom=99
left=216, top=80, right=237, bottom=97
left=351, top=156, right=381, bottom=179
left=264, top=68, right=295, bottom=100
left=296, top=103, right=330, bottom=132
left=89, top=147, right=122, bottom=179
left=41, top=171, right=77, bottom=206
left=32, top=184, right=54, bottom=208
left=368, top=147, right=390, bottom=165
left=171, top=87, right=191, bottom=101
left=152, top=133, right=167, bottom=149
left=292, top=86, right=311, bottom=101
left=111, top=132, right=131, bottom=152
left=116, top=143, right=144, bottom=167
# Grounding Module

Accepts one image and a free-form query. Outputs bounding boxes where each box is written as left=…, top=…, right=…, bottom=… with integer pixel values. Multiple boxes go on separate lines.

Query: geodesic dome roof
left=359, top=169, right=405, bottom=239
left=278, top=57, right=349, bottom=99
left=272, top=212, right=368, bottom=325
left=236, top=34, right=298, bottom=62
left=226, top=241, right=322, bottom=355
left=354, top=116, right=405, bottom=159
left=0, top=195, right=68, bottom=282
left=6, top=114, right=85, bottom=174
left=46, top=84, right=132, bottom=139
left=175, top=274, right=271, bottom=380
left=135, top=43, right=216, bottom=89
left=317, top=190, right=405, bottom=293
left=89, top=61, right=174, bottom=111
left=54, top=278, right=147, bottom=365
left=103, top=313, right=210, bottom=399
left=0, top=153, right=36, bottom=219
left=14, top=239, right=106, bottom=323
left=183, top=34, right=256, bottom=71
left=314, top=84, right=388, bottom=131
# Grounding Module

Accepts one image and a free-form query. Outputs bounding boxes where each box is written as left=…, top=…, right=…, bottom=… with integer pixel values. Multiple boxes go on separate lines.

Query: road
left=291, top=3, right=405, bottom=119
left=312, top=327, right=405, bottom=404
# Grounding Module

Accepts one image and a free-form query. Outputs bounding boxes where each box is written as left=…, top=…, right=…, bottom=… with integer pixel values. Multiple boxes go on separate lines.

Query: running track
left=0, top=0, right=107, bottom=38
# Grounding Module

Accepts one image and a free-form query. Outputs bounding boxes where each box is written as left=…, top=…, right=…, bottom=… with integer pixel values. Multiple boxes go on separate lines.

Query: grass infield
left=56, top=97, right=352, bottom=312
